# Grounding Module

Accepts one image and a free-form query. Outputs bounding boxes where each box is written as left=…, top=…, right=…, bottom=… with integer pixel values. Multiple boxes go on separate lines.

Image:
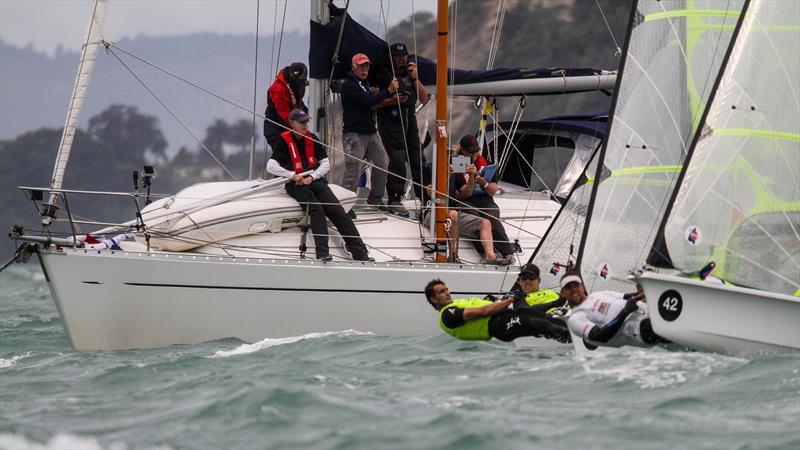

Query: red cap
left=352, top=53, right=371, bottom=65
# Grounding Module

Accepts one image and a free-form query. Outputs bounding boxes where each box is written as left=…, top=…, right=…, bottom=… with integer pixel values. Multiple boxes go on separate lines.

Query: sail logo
left=686, top=226, right=702, bottom=245
left=549, top=263, right=560, bottom=276
left=599, top=264, right=609, bottom=279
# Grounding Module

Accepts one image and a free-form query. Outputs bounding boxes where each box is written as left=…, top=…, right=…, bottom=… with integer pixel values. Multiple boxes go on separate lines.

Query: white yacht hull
left=38, top=248, right=522, bottom=350
left=640, top=272, right=800, bottom=355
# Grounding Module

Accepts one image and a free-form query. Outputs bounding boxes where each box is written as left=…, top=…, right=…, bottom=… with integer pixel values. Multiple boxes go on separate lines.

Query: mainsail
left=657, top=0, right=800, bottom=295
left=540, top=0, right=745, bottom=291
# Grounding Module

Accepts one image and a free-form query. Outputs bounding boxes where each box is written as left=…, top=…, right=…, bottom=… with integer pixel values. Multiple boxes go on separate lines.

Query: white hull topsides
left=38, top=182, right=560, bottom=350
left=640, top=272, right=800, bottom=355
left=40, top=248, right=522, bottom=350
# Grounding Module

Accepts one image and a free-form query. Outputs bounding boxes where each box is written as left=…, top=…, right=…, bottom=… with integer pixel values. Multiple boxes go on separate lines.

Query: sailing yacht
left=639, top=0, right=800, bottom=355
left=9, top=0, right=617, bottom=350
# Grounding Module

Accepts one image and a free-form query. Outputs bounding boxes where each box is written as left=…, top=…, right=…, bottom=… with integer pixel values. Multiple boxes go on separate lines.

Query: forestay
left=660, top=0, right=800, bottom=295
left=576, top=0, right=744, bottom=292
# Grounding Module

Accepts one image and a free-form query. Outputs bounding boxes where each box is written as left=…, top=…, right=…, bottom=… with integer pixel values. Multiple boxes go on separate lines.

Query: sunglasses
left=519, top=273, right=538, bottom=281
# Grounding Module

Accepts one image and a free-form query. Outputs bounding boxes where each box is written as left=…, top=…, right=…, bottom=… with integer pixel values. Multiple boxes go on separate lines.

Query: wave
left=0, top=432, right=171, bottom=450
left=0, top=352, right=32, bottom=369
left=210, top=329, right=373, bottom=358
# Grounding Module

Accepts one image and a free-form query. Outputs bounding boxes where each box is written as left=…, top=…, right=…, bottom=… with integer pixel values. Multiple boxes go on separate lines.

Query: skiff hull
left=640, top=272, right=800, bottom=355
left=38, top=248, right=521, bottom=350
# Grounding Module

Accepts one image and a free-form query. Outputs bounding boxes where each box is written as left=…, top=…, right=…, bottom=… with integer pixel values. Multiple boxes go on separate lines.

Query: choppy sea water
left=1, top=264, right=798, bottom=450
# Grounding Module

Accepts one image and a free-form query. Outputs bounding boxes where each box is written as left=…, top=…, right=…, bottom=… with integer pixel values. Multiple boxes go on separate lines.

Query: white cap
left=560, top=275, right=583, bottom=289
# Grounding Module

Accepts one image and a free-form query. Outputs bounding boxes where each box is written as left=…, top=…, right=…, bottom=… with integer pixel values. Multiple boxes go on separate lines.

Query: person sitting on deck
left=452, top=135, right=515, bottom=263
left=424, top=279, right=570, bottom=343
left=561, top=270, right=670, bottom=348
left=266, top=109, right=373, bottom=262
left=423, top=163, right=510, bottom=265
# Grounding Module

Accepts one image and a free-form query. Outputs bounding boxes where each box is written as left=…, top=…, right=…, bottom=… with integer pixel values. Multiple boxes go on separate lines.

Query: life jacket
left=281, top=130, right=317, bottom=173
left=438, top=298, right=493, bottom=341
left=524, top=289, right=561, bottom=306
left=264, top=69, right=306, bottom=140
left=524, top=289, right=563, bottom=315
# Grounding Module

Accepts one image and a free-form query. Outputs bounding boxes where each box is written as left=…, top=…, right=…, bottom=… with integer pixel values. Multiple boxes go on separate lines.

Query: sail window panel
left=663, top=0, right=800, bottom=294
left=532, top=155, right=601, bottom=290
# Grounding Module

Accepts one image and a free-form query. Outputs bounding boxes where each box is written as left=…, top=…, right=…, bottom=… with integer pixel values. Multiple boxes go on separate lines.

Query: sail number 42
left=657, top=290, right=683, bottom=321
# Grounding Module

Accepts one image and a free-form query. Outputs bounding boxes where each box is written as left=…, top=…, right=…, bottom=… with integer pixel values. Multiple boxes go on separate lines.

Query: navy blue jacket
left=340, top=71, right=391, bottom=134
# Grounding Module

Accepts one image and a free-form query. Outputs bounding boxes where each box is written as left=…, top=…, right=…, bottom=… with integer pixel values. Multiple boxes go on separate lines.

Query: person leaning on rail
left=561, top=270, right=670, bottom=348
left=340, top=53, right=398, bottom=209
left=267, top=108, right=373, bottom=262
left=424, top=279, right=570, bottom=343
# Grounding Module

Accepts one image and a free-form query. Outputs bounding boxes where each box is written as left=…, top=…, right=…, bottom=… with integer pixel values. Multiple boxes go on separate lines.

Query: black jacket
left=340, top=71, right=391, bottom=134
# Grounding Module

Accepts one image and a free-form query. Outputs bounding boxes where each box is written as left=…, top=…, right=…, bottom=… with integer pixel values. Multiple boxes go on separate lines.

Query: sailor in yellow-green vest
left=424, top=279, right=570, bottom=343
left=509, top=263, right=566, bottom=315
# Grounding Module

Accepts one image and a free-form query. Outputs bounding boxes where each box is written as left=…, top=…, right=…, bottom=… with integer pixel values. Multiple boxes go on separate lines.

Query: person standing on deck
left=264, top=62, right=309, bottom=149
left=424, top=279, right=570, bottom=343
left=340, top=53, right=398, bottom=208
left=375, top=43, right=429, bottom=215
left=267, top=109, right=373, bottom=262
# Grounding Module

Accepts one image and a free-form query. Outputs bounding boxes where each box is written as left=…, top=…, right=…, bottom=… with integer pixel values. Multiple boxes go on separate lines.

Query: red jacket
left=264, top=68, right=307, bottom=141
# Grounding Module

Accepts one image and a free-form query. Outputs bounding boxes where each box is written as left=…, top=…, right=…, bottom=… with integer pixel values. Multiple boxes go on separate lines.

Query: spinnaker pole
left=42, top=0, right=107, bottom=229
left=433, top=0, right=450, bottom=262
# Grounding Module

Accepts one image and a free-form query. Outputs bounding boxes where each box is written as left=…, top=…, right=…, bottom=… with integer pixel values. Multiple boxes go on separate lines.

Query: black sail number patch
left=657, top=289, right=683, bottom=322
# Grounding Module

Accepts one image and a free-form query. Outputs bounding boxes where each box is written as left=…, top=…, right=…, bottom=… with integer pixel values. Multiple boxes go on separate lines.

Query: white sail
left=577, top=0, right=744, bottom=292
left=45, top=0, right=107, bottom=216
left=662, top=0, right=800, bottom=295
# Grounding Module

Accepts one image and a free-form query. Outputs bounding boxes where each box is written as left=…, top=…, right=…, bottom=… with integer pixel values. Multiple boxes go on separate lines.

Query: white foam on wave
left=578, top=348, right=747, bottom=389
left=210, top=329, right=373, bottom=358
left=0, top=352, right=32, bottom=369
left=0, top=432, right=172, bottom=450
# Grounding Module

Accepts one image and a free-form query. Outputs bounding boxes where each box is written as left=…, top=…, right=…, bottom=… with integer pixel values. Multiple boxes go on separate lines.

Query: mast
left=309, top=0, right=330, bottom=143
left=432, top=0, right=450, bottom=262
left=42, top=0, right=107, bottom=229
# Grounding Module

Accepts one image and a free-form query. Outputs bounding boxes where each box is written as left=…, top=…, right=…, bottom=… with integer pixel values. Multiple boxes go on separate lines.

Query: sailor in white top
left=560, top=271, right=667, bottom=348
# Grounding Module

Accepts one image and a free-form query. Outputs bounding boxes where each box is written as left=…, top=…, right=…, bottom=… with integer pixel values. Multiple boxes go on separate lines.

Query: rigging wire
left=250, top=0, right=261, bottom=180
left=594, top=0, right=622, bottom=55
left=103, top=42, right=237, bottom=181
left=268, top=0, right=279, bottom=83
left=274, top=0, right=288, bottom=76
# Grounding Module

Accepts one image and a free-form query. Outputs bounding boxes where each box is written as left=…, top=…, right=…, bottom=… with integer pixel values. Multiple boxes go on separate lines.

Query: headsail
left=569, top=0, right=745, bottom=292
left=658, top=0, right=800, bottom=295
left=43, top=0, right=107, bottom=225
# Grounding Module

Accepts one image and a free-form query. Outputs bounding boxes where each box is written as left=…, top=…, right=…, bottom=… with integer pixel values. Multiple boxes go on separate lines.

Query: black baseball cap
left=519, top=263, right=541, bottom=279
left=390, top=43, right=409, bottom=56
left=288, top=62, right=309, bottom=84
left=288, top=109, right=310, bottom=123
left=459, top=135, right=481, bottom=153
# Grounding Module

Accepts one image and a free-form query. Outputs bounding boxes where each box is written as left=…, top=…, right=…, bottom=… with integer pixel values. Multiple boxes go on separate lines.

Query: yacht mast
left=42, top=0, right=107, bottom=229
left=309, top=0, right=331, bottom=143
left=433, top=0, right=450, bottom=262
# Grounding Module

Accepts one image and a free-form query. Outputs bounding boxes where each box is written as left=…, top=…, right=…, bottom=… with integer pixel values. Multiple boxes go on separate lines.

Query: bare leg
left=478, top=219, right=498, bottom=260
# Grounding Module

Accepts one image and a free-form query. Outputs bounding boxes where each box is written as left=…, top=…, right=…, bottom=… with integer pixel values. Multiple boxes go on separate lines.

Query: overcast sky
left=1, top=0, right=437, bottom=56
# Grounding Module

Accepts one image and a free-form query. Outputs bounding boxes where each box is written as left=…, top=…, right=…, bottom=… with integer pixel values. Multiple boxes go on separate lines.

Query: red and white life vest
left=281, top=130, right=317, bottom=173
